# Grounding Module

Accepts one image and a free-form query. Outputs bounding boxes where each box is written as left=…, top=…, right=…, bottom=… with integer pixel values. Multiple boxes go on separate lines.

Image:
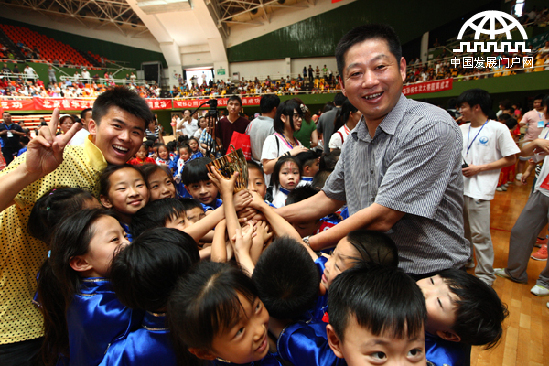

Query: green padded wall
left=0, top=17, right=166, bottom=69
left=227, top=0, right=498, bottom=62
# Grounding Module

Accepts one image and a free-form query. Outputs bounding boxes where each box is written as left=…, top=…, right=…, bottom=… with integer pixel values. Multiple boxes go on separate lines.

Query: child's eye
left=407, top=348, right=423, bottom=358
left=370, top=351, right=386, bottom=361
left=437, top=298, right=443, bottom=308
left=151, top=185, right=158, bottom=189
left=111, top=237, right=119, bottom=242
left=255, top=301, right=262, bottom=313
left=235, top=328, right=244, bottom=337
left=430, top=277, right=434, bottom=285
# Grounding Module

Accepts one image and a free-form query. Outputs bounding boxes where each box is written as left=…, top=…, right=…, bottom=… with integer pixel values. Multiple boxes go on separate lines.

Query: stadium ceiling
left=0, top=0, right=149, bottom=36
left=0, top=0, right=315, bottom=38
left=205, top=0, right=316, bottom=36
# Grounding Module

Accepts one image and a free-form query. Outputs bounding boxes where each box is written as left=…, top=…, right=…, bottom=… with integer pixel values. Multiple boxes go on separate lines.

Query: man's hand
left=462, top=164, right=482, bottom=178
left=532, top=139, right=549, bottom=156
left=26, top=108, right=81, bottom=179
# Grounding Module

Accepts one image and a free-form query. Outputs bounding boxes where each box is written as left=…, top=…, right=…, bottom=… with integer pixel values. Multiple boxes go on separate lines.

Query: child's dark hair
left=346, top=231, right=399, bottom=267
left=131, top=198, right=186, bottom=237
left=28, top=188, right=95, bottom=243
left=140, top=163, right=173, bottom=187
left=167, top=262, right=258, bottom=354
left=178, top=144, right=190, bottom=154
left=334, top=99, right=358, bottom=133
left=285, top=186, right=319, bottom=205
left=179, top=198, right=203, bottom=212
left=20, top=135, right=30, bottom=145
left=295, top=150, right=319, bottom=172
left=252, top=237, right=318, bottom=319
left=167, top=140, right=177, bottom=153
left=319, top=152, right=339, bottom=172
left=100, top=164, right=144, bottom=198
left=181, top=157, right=213, bottom=186
left=437, top=269, right=509, bottom=349
left=144, top=139, right=154, bottom=149
left=37, top=209, right=118, bottom=366
left=312, top=170, right=331, bottom=189
left=177, top=135, right=189, bottom=145
left=247, top=160, right=265, bottom=176
left=111, top=227, right=199, bottom=311
left=272, top=155, right=301, bottom=189
left=157, top=143, right=168, bottom=153
left=328, top=263, right=426, bottom=342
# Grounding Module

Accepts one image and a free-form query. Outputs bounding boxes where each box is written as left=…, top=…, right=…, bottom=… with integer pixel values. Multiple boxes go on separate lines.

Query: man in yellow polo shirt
left=0, top=87, right=153, bottom=366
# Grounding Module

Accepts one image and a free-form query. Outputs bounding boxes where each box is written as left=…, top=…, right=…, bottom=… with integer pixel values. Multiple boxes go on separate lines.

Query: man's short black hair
left=333, top=92, right=347, bottom=107
left=252, top=237, right=319, bottom=319
left=131, top=198, right=185, bottom=237
left=285, top=186, right=319, bottom=205
left=336, top=24, right=402, bottom=82
left=92, top=86, right=153, bottom=128
left=456, top=89, right=493, bottom=116
left=533, top=93, right=545, bottom=102
left=228, top=95, right=242, bottom=106
left=438, top=269, right=509, bottom=349
left=260, top=94, right=280, bottom=114
left=111, top=228, right=199, bottom=311
left=81, top=108, right=92, bottom=121
left=181, top=157, right=213, bottom=186
left=329, top=263, right=426, bottom=342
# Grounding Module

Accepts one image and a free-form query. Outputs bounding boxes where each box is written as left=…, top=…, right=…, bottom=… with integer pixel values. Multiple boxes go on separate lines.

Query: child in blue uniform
left=36, top=209, right=143, bottom=366
left=181, top=157, right=222, bottom=212
left=99, top=227, right=200, bottom=366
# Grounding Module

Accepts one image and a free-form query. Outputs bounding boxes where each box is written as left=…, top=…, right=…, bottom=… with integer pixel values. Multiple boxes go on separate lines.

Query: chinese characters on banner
left=450, top=56, right=533, bottom=69
left=0, top=97, right=263, bottom=113
left=402, top=79, right=453, bottom=96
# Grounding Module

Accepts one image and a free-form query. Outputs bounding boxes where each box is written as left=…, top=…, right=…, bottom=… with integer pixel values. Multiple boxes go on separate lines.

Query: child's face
left=158, top=146, right=168, bottom=160
left=101, top=168, right=149, bottom=218
left=247, top=168, right=266, bottom=198
left=179, top=147, right=190, bottom=161
left=279, top=161, right=300, bottom=190
left=416, top=275, right=458, bottom=335
left=136, top=145, right=146, bottom=160
left=199, top=117, right=207, bottom=129
left=185, top=180, right=219, bottom=206
left=189, top=139, right=199, bottom=153
left=328, top=316, right=426, bottom=366
left=322, top=237, right=360, bottom=290
left=209, top=294, right=270, bottom=364
left=165, top=212, right=187, bottom=231
left=185, top=207, right=206, bottom=225
left=147, top=168, right=176, bottom=201
left=81, top=215, right=129, bottom=277
left=292, top=220, right=320, bottom=239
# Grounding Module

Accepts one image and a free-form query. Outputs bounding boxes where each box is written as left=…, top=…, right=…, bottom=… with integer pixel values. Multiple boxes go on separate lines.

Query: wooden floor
left=470, top=176, right=549, bottom=366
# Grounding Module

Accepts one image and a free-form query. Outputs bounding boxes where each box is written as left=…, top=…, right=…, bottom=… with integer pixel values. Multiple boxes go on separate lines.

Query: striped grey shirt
left=323, top=94, right=469, bottom=275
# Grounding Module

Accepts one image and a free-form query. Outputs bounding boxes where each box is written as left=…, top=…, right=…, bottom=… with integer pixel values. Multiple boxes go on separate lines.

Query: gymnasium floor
left=470, top=177, right=548, bottom=366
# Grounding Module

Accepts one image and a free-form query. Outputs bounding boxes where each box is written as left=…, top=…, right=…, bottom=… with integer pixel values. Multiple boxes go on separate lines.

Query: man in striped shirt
left=278, top=24, right=469, bottom=277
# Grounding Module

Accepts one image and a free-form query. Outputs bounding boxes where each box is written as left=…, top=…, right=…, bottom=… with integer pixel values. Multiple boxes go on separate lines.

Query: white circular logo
left=457, top=10, right=528, bottom=40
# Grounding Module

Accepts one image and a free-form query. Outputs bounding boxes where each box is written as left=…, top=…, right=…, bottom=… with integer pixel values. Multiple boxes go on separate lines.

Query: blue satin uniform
left=99, top=311, right=176, bottom=366
left=425, top=333, right=470, bottom=366
left=66, top=278, right=144, bottom=366
left=302, top=256, right=329, bottom=322
left=213, top=352, right=283, bottom=366
left=277, top=320, right=344, bottom=366
left=201, top=198, right=223, bottom=212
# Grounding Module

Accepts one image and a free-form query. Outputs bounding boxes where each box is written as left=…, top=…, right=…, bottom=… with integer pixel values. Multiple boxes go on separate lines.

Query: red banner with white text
left=33, top=98, right=94, bottom=111
left=402, top=79, right=453, bottom=96
left=0, top=99, right=35, bottom=114
left=172, top=96, right=261, bottom=109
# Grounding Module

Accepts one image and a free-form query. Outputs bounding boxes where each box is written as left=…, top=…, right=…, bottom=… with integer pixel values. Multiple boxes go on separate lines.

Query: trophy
left=207, top=145, right=249, bottom=193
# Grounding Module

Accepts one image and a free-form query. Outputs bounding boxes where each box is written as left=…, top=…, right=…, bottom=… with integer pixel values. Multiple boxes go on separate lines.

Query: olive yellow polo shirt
left=0, top=136, right=107, bottom=344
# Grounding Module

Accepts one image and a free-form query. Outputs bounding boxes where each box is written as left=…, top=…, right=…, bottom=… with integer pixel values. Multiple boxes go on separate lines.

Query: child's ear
left=435, top=330, right=461, bottom=343
left=326, top=324, right=345, bottom=359
left=100, top=195, right=113, bottom=209
left=69, top=255, right=92, bottom=273
left=188, top=348, right=217, bottom=361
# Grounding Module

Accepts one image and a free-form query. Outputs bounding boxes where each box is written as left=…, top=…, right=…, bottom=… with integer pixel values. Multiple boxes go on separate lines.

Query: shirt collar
left=84, top=135, right=108, bottom=172
left=353, top=93, right=407, bottom=141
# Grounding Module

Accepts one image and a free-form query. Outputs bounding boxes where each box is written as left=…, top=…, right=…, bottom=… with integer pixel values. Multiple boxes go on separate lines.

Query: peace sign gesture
left=26, top=108, right=82, bottom=179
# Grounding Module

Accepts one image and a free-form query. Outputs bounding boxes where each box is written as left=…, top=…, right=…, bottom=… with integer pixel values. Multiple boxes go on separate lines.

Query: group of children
left=28, top=149, right=509, bottom=366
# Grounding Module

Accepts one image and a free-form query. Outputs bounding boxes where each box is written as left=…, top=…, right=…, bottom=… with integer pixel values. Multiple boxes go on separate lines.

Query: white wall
left=229, top=56, right=337, bottom=81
